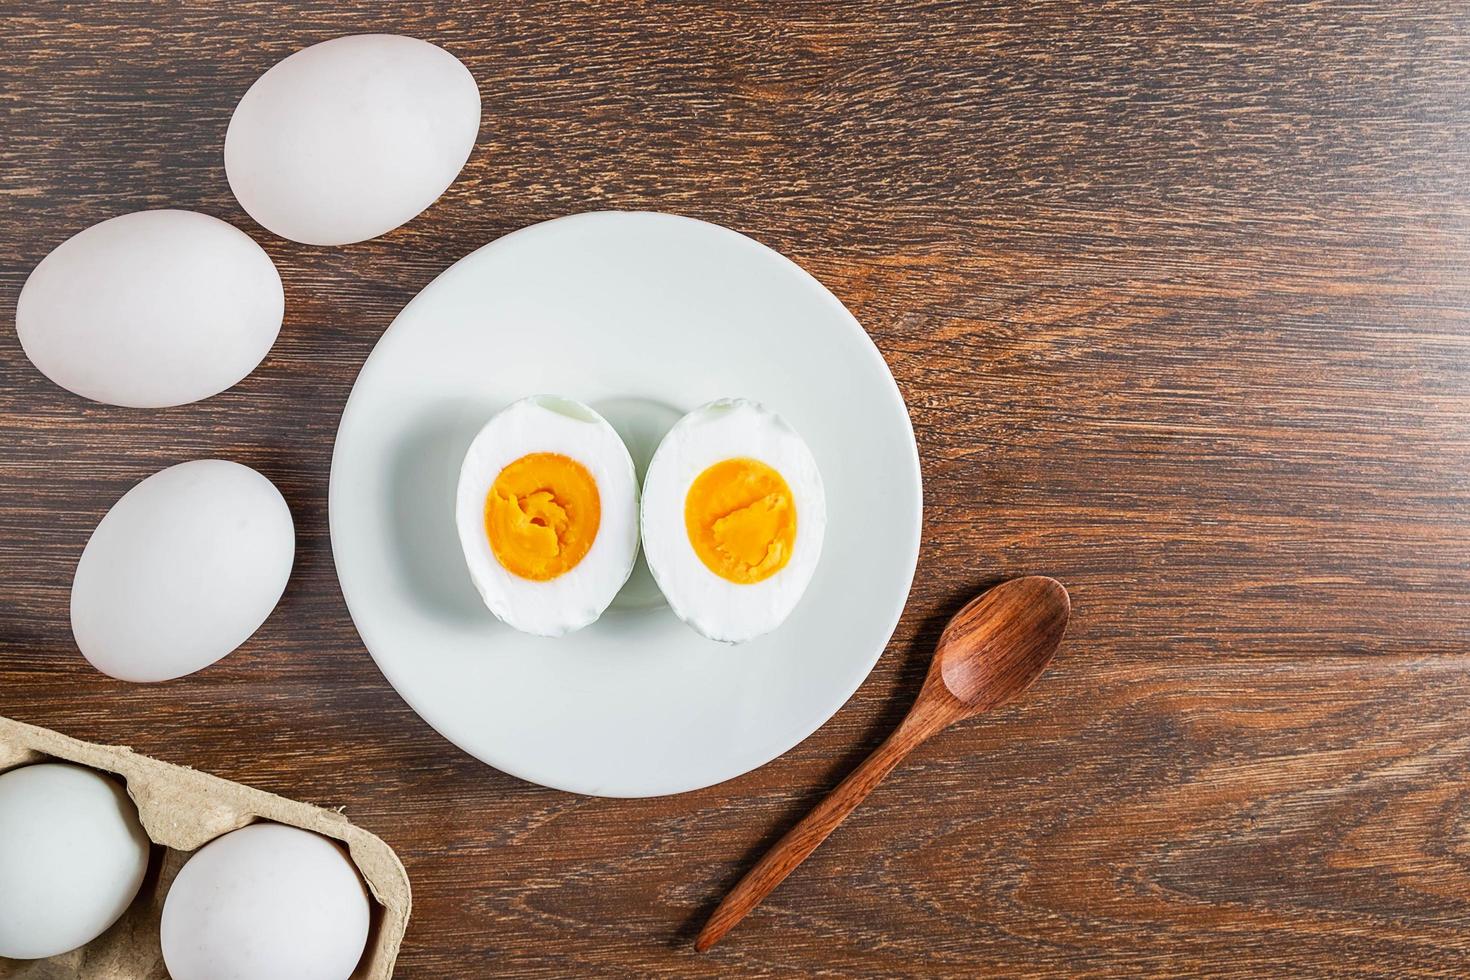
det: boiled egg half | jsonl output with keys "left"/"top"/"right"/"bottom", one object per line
{"left": 455, "top": 396, "right": 639, "bottom": 636}
{"left": 641, "top": 399, "right": 826, "bottom": 643}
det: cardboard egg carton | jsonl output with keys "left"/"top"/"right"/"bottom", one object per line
{"left": 0, "top": 714, "right": 409, "bottom": 979}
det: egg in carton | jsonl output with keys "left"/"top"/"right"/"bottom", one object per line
{"left": 0, "top": 714, "right": 409, "bottom": 979}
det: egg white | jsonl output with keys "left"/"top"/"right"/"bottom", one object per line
{"left": 455, "top": 396, "right": 639, "bottom": 637}
{"left": 641, "top": 399, "right": 826, "bottom": 644}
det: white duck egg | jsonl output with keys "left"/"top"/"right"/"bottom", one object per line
{"left": 16, "top": 210, "right": 283, "bottom": 408}
{"left": 640, "top": 399, "right": 826, "bottom": 644}
{"left": 71, "top": 459, "right": 295, "bottom": 682}
{"left": 455, "top": 396, "right": 639, "bottom": 637}
{"left": 226, "top": 34, "right": 481, "bottom": 246}
{"left": 160, "top": 823, "right": 370, "bottom": 980}
{"left": 0, "top": 763, "right": 151, "bottom": 960}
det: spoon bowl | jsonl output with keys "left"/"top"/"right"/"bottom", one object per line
{"left": 933, "top": 575, "right": 1070, "bottom": 715}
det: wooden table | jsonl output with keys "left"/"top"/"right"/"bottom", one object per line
{"left": 4, "top": 2, "right": 1469, "bottom": 976}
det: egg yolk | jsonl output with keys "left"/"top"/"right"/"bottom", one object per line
{"left": 685, "top": 458, "right": 796, "bottom": 584}
{"left": 485, "top": 453, "right": 600, "bottom": 581}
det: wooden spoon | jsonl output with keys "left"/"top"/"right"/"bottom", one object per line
{"left": 695, "top": 575, "right": 1070, "bottom": 952}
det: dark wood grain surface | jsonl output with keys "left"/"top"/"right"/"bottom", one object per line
{"left": 4, "top": 2, "right": 1470, "bottom": 976}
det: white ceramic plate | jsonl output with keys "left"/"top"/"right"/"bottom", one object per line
{"left": 329, "top": 212, "right": 921, "bottom": 797}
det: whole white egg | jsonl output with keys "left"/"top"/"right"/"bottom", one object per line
{"left": 0, "top": 763, "right": 151, "bottom": 959}
{"left": 71, "top": 459, "right": 295, "bottom": 682}
{"left": 641, "top": 399, "right": 826, "bottom": 643}
{"left": 16, "top": 210, "right": 283, "bottom": 408}
{"left": 455, "top": 396, "right": 640, "bottom": 636}
{"left": 160, "top": 823, "right": 370, "bottom": 980}
{"left": 225, "top": 34, "right": 481, "bottom": 246}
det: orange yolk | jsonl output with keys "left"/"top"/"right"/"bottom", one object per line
{"left": 685, "top": 457, "right": 796, "bottom": 584}
{"left": 485, "top": 452, "right": 600, "bottom": 581}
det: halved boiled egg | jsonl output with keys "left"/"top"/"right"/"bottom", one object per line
{"left": 641, "top": 399, "right": 826, "bottom": 643}
{"left": 455, "top": 396, "right": 639, "bottom": 636}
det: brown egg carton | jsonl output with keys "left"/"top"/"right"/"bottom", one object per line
{"left": 0, "top": 714, "right": 409, "bottom": 979}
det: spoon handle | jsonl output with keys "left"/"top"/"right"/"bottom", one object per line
{"left": 695, "top": 702, "right": 951, "bottom": 951}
